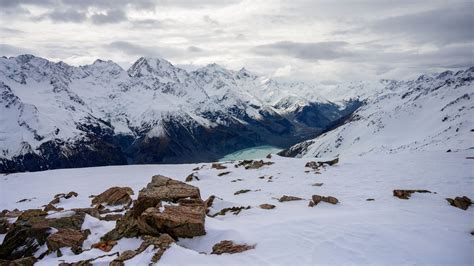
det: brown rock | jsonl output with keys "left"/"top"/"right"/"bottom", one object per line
{"left": 446, "top": 196, "right": 472, "bottom": 210}
{"left": 65, "top": 191, "right": 79, "bottom": 199}
{"left": 278, "top": 195, "right": 303, "bottom": 202}
{"left": 185, "top": 173, "right": 200, "bottom": 182}
{"left": 46, "top": 228, "right": 86, "bottom": 252}
{"left": 240, "top": 160, "right": 274, "bottom": 169}
{"left": 100, "top": 214, "right": 123, "bottom": 221}
{"left": 208, "top": 206, "right": 250, "bottom": 217}
{"left": 91, "top": 240, "right": 117, "bottom": 252}
{"left": 310, "top": 195, "right": 339, "bottom": 206}
{"left": 234, "top": 189, "right": 251, "bottom": 195}
{"left": 139, "top": 203, "right": 206, "bottom": 238}
{"left": 393, "top": 189, "right": 431, "bottom": 199}
{"left": 217, "top": 171, "right": 231, "bottom": 176}
{"left": 211, "top": 163, "right": 227, "bottom": 170}
{"left": 92, "top": 187, "right": 134, "bottom": 207}
{"left": 0, "top": 256, "right": 37, "bottom": 266}
{"left": 211, "top": 240, "right": 255, "bottom": 255}
{"left": 17, "top": 209, "right": 47, "bottom": 221}
{"left": 259, "top": 204, "right": 275, "bottom": 209}
{"left": 44, "top": 203, "right": 63, "bottom": 212}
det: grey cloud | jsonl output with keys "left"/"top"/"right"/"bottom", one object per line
{"left": 0, "top": 43, "right": 32, "bottom": 56}
{"left": 188, "top": 46, "right": 204, "bottom": 53}
{"left": 91, "top": 9, "right": 127, "bottom": 25}
{"left": 108, "top": 41, "right": 159, "bottom": 56}
{"left": 370, "top": 4, "right": 474, "bottom": 45}
{"left": 254, "top": 41, "right": 352, "bottom": 61}
{"left": 46, "top": 9, "right": 87, "bottom": 23}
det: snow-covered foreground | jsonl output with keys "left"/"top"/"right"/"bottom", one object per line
{"left": 1, "top": 150, "right": 473, "bottom": 265}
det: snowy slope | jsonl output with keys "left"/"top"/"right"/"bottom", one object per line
{"left": 282, "top": 67, "right": 474, "bottom": 158}
{"left": 0, "top": 151, "right": 472, "bottom": 265}
{"left": 0, "top": 55, "right": 360, "bottom": 172}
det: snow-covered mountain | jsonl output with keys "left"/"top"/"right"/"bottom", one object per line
{"left": 0, "top": 55, "right": 360, "bottom": 173}
{"left": 280, "top": 67, "right": 474, "bottom": 158}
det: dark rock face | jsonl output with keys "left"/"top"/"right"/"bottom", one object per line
{"left": 0, "top": 99, "right": 362, "bottom": 173}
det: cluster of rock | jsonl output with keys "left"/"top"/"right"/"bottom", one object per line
{"left": 393, "top": 189, "right": 432, "bottom": 199}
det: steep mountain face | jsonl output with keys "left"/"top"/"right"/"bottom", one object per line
{"left": 280, "top": 67, "right": 474, "bottom": 158}
{"left": 0, "top": 55, "right": 360, "bottom": 173}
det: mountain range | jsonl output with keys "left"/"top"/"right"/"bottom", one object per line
{"left": 0, "top": 54, "right": 361, "bottom": 173}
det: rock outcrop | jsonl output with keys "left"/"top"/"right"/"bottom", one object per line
{"left": 446, "top": 196, "right": 472, "bottom": 210}
{"left": 91, "top": 187, "right": 134, "bottom": 207}
{"left": 211, "top": 240, "right": 255, "bottom": 255}
{"left": 393, "top": 189, "right": 431, "bottom": 199}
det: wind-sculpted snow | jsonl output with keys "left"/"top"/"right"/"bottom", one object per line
{"left": 282, "top": 67, "right": 474, "bottom": 158}
{"left": 0, "top": 55, "right": 360, "bottom": 173}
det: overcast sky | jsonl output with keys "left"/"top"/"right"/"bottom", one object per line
{"left": 0, "top": 0, "right": 473, "bottom": 83}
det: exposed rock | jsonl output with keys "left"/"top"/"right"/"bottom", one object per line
{"left": 44, "top": 203, "right": 62, "bottom": 212}
{"left": 234, "top": 189, "right": 251, "bottom": 195}
{"left": 110, "top": 234, "right": 175, "bottom": 265}
{"left": 278, "top": 195, "right": 303, "bottom": 202}
{"left": 211, "top": 240, "right": 255, "bottom": 255}
{"left": 211, "top": 163, "right": 227, "bottom": 170}
{"left": 366, "top": 198, "right": 375, "bottom": 201}
{"left": 91, "top": 240, "right": 117, "bottom": 252}
{"left": 0, "top": 218, "right": 12, "bottom": 234}
{"left": 185, "top": 173, "right": 199, "bottom": 182}
{"left": 266, "top": 153, "right": 272, "bottom": 159}
{"left": 237, "top": 160, "right": 274, "bottom": 169}
{"left": 0, "top": 256, "right": 37, "bottom": 266}
{"left": 209, "top": 206, "right": 251, "bottom": 217}
{"left": 231, "top": 179, "right": 243, "bottom": 182}
{"left": 91, "top": 187, "right": 134, "bottom": 207}
{"left": 0, "top": 226, "right": 50, "bottom": 260}
{"left": 105, "top": 175, "right": 206, "bottom": 240}
{"left": 217, "top": 171, "right": 231, "bottom": 176}
{"left": 393, "top": 189, "right": 431, "bottom": 199}
{"left": 0, "top": 209, "right": 22, "bottom": 218}
{"left": 446, "top": 196, "right": 472, "bottom": 210}
{"left": 309, "top": 195, "right": 339, "bottom": 206}
{"left": 65, "top": 191, "right": 79, "bottom": 199}
{"left": 305, "top": 161, "right": 319, "bottom": 170}
{"left": 58, "top": 252, "right": 119, "bottom": 266}
{"left": 312, "top": 183, "right": 324, "bottom": 186}
{"left": 99, "top": 214, "right": 123, "bottom": 221}
{"left": 46, "top": 229, "right": 87, "bottom": 253}
{"left": 139, "top": 201, "right": 206, "bottom": 238}
{"left": 259, "top": 204, "right": 275, "bottom": 209}
{"left": 306, "top": 158, "right": 339, "bottom": 169}
{"left": 17, "top": 209, "right": 47, "bottom": 221}
{"left": 204, "top": 195, "right": 216, "bottom": 213}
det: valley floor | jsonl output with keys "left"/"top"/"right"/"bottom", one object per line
{"left": 1, "top": 150, "right": 473, "bottom": 265}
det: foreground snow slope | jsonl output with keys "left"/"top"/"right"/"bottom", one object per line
{"left": 1, "top": 150, "right": 473, "bottom": 265}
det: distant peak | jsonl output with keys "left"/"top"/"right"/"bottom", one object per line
{"left": 127, "top": 56, "right": 182, "bottom": 78}
{"left": 236, "top": 67, "right": 257, "bottom": 79}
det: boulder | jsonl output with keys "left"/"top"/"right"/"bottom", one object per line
{"left": 104, "top": 175, "right": 206, "bottom": 240}
{"left": 185, "top": 173, "right": 199, "bottom": 182}
{"left": 278, "top": 195, "right": 303, "bottom": 202}
{"left": 446, "top": 196, "right": 472, "bottom": 210}
{"left": 259, "top": 204, "right": 275, "bottom": 209}
{"left": 46, "top": 229, "right": 87, "bottom": 253}
{"left": 211, "top": 163, "right": 227, "bottom": 170}
{"left": 393, "top": 189, "right": 431, "bottom": 199}
{"left": 139, "top": 201, "right": 206, "bottom": 238}
{"left": 91, "top": 187, "right": 134, "bottom": 207}
{"left": 310, "top": 195, "right": 339, "bottom": 206}
{"left": 91, "top": 240, "right": 117, "bottom": 252}
{"left": 211, "top": 240, "right": 255, "bottom": 255}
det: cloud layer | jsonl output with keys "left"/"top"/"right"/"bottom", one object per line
{"left": 1, "top": 0, "right": 472, "bottom": 82}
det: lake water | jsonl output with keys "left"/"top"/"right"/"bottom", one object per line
{"left": 219, "top": 145, "right": 282, "bottom": 162}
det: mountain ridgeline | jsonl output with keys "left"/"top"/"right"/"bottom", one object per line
{"left": 0, "top": 55, "right": 361, "bottom": 173}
